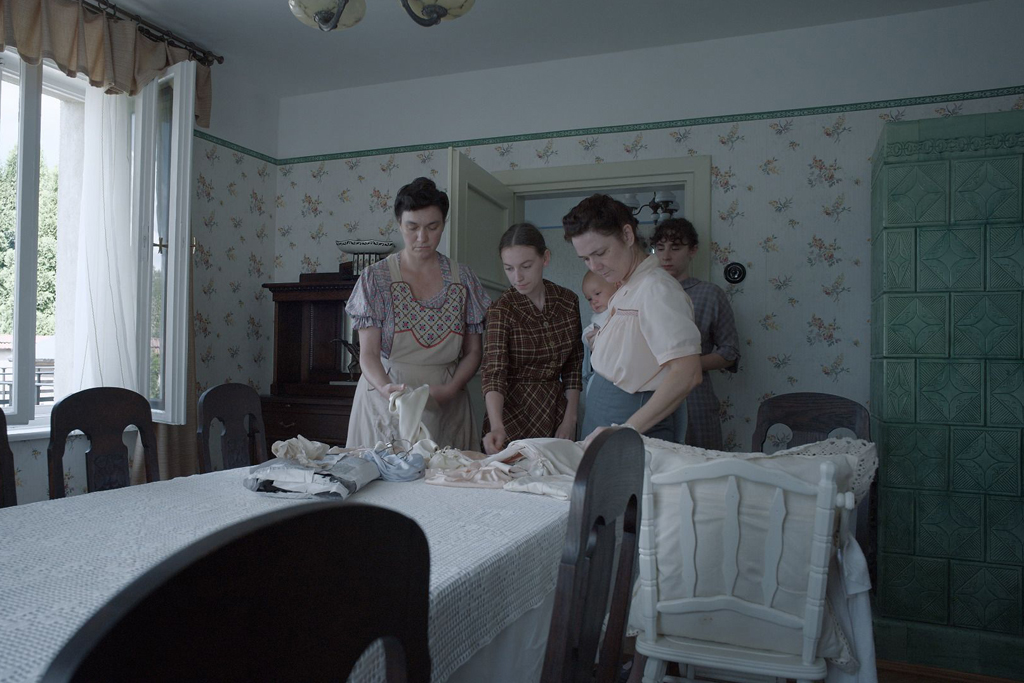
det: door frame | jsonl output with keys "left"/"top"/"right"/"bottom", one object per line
{"left": 491, "top": 156, "right": 713, "bottom": 281}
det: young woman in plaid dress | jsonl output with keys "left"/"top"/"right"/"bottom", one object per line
{"left": 653, "top": 218, "right": 740, "bottom": 450}
{"left": 480, "top": 224, "right": 585, "bottom": 455}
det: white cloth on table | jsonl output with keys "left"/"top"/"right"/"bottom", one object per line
{"left": 425, "top": 437, "right": 584, "bottom": 500}
{"left": 270, "top": 434, "right": 331, "bottom": 465}
{"left": 0, "top": 471, "right": 569, "bottom": 683}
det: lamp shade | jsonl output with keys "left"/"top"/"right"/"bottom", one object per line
{"left": 289, "top": 0, "right": 366, "bottom": 29}
{"left": 403, "top": 0, "right": 475, "bottom": 22}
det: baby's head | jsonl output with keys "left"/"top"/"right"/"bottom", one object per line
{"left": 582, "top": 270, "right": 616, "bottom": 314}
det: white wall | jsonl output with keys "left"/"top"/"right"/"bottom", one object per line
{"left": 202, "top": 59, "right": 280, "bottom": 158}
{"left": 276, "top": 0, "right": 1024, "bottom": 159}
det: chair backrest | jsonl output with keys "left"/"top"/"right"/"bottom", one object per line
{"left": 542, "top": 427, "right": 645, "bottom": 683}
{"left": 196, "top": 383, "right": 269, "bottom": 473}
{"left": 47, "top": 387, "right": 159, "bottom": 499}
{"left": 638, "top": 457, "right": 852, "bottom": 665}
{"left": 0, "top": 409, "right": 16, "bottom": 507}
{"left": 751, "top": 392, "right": 870, "bottom": 452}
{"left": 41, "top": 502, "right": 431, "bottom": 683}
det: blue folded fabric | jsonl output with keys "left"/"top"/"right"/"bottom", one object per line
{"left": 361, "top": 444, "right": 425, "bottom": 482}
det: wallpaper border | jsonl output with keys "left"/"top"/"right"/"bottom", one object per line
{"left": 195, "top": 84, "right": 1024, "bottom": 166}
{"left": 193, "top": 129, "right": 279, "bottom": 165}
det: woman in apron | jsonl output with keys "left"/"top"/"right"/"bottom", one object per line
{"left": 345, "top": 177, "right": 490, "bottom": 450}
{"left": 562, "top": 194, "right": 703, "bottom": 445}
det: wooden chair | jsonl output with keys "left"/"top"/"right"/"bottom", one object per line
{"left": 47, "top": 387, "right": 159, "bottom": 499}
{"left": 196, "top": 383, "right": 269, "bottom": 473}
{"left": 0, "top": 409, "right": 16, "bottom": 507}
{"left": 751, "top": 392, "right": 870, "bottom": 452}
{"left": 634, "top": 458, "right": 855, "bottom": 683}
{"left": 41, "top": 502, "right": 431, "bottom": 683}
{"left": 542, "top": 427, "right": 645, "bottom": 683}
{"left": 751, "top": 391, "right": 875, "bottom": 587}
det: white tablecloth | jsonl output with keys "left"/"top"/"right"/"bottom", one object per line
{"left": 0, "top": 469, "right": 570, "bottom": 682}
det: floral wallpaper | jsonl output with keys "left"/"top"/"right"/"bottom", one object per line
{"left": 190, "top": 145, "right": 277, "bottom": 399}
{"left": 270, "top": 91, "right": 1024, "bottom": 452}
{"left": 8, "top": 89, "right": 1024, "bottom": 505}
{"left": 9, "top": 436, "right": 92, "bottom": 504}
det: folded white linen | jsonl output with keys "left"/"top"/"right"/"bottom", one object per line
{"left": 270, "top": 434, "right": 331, "bottom": 467}
{"left": 388, "top": 384, "right": 432, "bottom": 443}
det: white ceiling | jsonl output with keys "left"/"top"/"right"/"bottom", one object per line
{"left": 115, "top": 0, "right": 991, "bottom": 99}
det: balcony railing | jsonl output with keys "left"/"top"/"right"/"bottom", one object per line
{"left": 0, "top": 364, "right": 55, "bottom": 408}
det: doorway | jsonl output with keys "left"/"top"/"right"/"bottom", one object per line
{"left": 445, "top": 150, "right": 712, "bottom": 438}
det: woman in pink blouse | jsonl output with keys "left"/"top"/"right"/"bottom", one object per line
{"left": 563, "top": 194, "right": 703, "bottom": 445}
{"left": 345, "top": 177, "right": 491, "bottom": 450}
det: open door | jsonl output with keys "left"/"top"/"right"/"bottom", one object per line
{"left": 447, "top": 149, "right": 515, "bottom": 302}
{"left": 447, "top": 150, "right": 515, "bottom": 440}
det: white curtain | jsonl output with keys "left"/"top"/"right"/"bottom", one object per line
{"left": 69, "top": 87, "right": 138, "bottom": 393}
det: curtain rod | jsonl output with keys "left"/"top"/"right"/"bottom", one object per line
{"left": 83, "top": 0, "right": 224, "bottom": 66}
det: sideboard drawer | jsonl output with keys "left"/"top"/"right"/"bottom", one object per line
{"left": 261, "top": 395, "right": 354, "bottom": 450}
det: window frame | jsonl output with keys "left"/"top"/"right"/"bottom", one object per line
{"left": 1, "top": 51, "right": 194, "bottom": 428}
{"left": 132, "top": 61, "right": 195, "bottom": 425}
{"left": 6, "top": 56, "right": 43, "bottom": 426}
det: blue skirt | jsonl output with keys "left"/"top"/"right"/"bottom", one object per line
{"left": 582, "top": 373, "right": 686, "bottom": 443}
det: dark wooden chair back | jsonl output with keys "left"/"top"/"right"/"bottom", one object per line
{"left": 751, "top": 391, "right": 876, "bottom": 589}
{"left": 41, "top": 503, "right": 431, "bottom": 683}
{"left": 47, "top": 387, "right": 159, "bottom": 499}
{"left": 542, "top": 427, "right": 645, "bottom": 683}
{"left": 196, "top": 383, "right": 269, "bottom": 472}
{"left": 0, "top": 409, "right": 16, "bottom": 507}
{"left": 751, "top": 391, "right": 870, "bottom": 452}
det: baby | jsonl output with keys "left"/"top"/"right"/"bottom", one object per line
{"left": 581, "top": 270, "right": 617, "bottom": 350}
{"left": 581, "top": 271, "right": 618, "bottom": 406}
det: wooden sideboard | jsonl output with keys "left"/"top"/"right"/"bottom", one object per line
{"left": 261, "top": 267, "right": 360, "bottom": 453}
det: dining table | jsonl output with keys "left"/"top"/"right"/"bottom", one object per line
{"left": 0, "top": 467, "right": 571, "bottom": 682}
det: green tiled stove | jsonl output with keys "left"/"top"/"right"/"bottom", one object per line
{"left": 872, "top": 110, "right": 1024, "bottom": 678}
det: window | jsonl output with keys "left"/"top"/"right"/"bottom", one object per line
{"left": 0, "top": 50, "right": 194, "bottom": 427}
{"left": 130, "top": 62, "right": 195, "bottom": 425}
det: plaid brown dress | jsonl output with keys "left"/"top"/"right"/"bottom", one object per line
{"left": 482, "top": 281, "right": 585, "bottom": 446}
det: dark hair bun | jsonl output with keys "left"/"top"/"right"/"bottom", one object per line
{"left": 394, "top": 176, "right": 450, "bottom": 222}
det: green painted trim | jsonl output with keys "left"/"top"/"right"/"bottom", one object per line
{"left": 194, "top": 84, "right": 1024, "bottom": 167}
{"left": 193, "top": 130, "right": 278, "bottom": 165}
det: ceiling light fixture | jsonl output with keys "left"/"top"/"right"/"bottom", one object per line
{"left": 622, "top": 191, "right": 679, "bottom": 226}
{"left": 288, "top": 0, "right": 474, "bottom": 31}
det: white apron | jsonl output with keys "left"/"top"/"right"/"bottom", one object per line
{"left": 346, "top": 253, "right": 476, "bottom": 450}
